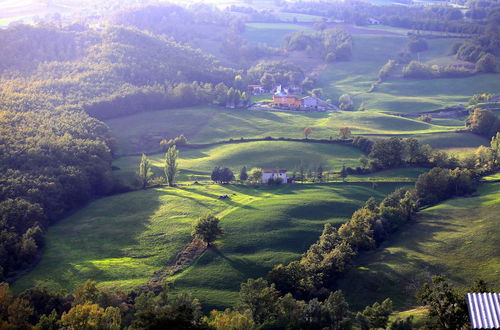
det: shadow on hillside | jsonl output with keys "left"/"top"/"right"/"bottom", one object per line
{"left": 211, "top": 248, "right": 269, "bottom": 279}
{"left": 176, "top": 186, "right": 256, "bottom": 210}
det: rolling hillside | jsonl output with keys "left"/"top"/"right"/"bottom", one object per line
{"left": 13, "top": 182, "right": 410, "bottom": 304}
{"left": 335, "top": 182, "right": 500, "bottom": 310}
{"left": 104, "top": 106, "right": 469, "bottom": 155}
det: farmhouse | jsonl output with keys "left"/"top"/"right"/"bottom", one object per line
{"left": 262, "top": 169, "right": 287, "bottom": 184}
{"left": 273, "top": 87, "right": 302, "bottom": 108}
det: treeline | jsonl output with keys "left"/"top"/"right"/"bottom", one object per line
{"left": 284, "top": 28, "right": 352, "bottom": 62}
{"left": 357, "top": 134, "right": 499, "bottom": 174}
{"left": 0, "top": 278, "right": 403, "bottom": 329}
{"left": 282, "top": 0, "right": 492, "bottom": 34}
{"left": 0, "top": 271, "right": 487, "bottom": 329}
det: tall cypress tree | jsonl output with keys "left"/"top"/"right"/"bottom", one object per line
{"left": 164, "top": 146, "right": 179, "bottom": 187}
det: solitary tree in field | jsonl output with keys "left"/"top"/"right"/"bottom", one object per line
{"left": 164, "top": 146, "right": 179, "bottom": 187}
{"left": 304, "top": 127, "right": 312, "bottom": 139}
{"left": 138, "top": 153, "right": 152, "bottom": 189}
{"left": 192, "top": 214, "right": 223, "bottom": 247}
{"left": 338, "top": 127, "right": 352, "bottom": 139}
{"left": 240, "top": 166, "right": 248, "bottom": 182}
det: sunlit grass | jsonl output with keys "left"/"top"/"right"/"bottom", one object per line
{"left": 335, "top": 182, "right": 500, "bottom": 310}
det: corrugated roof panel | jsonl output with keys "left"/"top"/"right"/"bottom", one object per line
{"left": 467, "top": 293, "right": 500, "bottom": 329}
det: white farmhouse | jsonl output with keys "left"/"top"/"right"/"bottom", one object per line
{"left": 262, "top": 169, "right": 287, "bottom": 184}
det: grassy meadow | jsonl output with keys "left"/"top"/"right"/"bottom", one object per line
{"left": 317, "top": 34, "right": 500, "bottom": 113}
{"left": 104, "top": 106, "right": 471, "bottom": 155}
{"left": 335, "top": 182, "right": 500, "bottom": 310}
{"left": 243, "top": 22, "right": 313, "bottom": 47}
{"left": 13, "top": 182, "right": 409, "bottom": 300}
{"left": 113, "top": 141, "right": 366, "bottom": 184}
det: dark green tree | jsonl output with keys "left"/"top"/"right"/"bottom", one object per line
{"left": 239, "top": 166, "right": 248, "bottom": 182}
{"left": 192, "top": 214, "right": 223, "bottom": 247}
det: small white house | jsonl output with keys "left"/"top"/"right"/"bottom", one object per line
{"left": 262, "top": 169, "right": 287, "bottom": 184}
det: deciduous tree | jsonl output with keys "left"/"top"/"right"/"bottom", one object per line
{"left": 192, "top": 214, "right": 223, "bottom": 247}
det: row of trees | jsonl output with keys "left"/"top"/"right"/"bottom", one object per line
{"left": 0, "top": 264, "right": 487, "bottom": 329}
{"left": 138, "top": 146, "right": 179, "bottom": 189}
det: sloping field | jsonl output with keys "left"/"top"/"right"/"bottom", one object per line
{"left": 113, "top": 141, "right": 365, "bottom": 184}
{"left": 104, "top": 106, "right": 462, "bottom": 155}
{"left": 317, "top": 34, "right": 500, "bottom": 114}
{"left": 13, "top": 182, "right": 409, "bottom": 300}
{"left": 243, "top": 22, "right": 313, "bottom": 46}
{"left": 335, "top": 182, "right": 500, "bottom": 310}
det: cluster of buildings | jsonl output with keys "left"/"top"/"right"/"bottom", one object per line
{"left": 248, "top": 84, "right": 339, "bottom": 112}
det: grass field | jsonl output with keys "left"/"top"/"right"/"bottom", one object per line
{"left": 317, "top": 34, "right": 500, "bottom": 114}
{"left": 243, "top": 22, "right": 313, "bottom": 46}
{"left": 104, "top": 106, "right": 467, "bottom": 155}
{"left": 335, "top": 182, "right": 500, "bottom": 310}
{"left": 113, "top": 141, "right": 366, "bottom": 184}
{"left": 13, "top": 182, "right": 410, "bottom": 303}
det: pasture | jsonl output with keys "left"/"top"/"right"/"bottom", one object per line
{"left": 104, "top": 106, "right": 466, "bottom": 155}
{"left": 243, "top": 22, "right": 313, "bottom": 47}
{"left": 113, "top": 141, "right": 366, "bottom": 184}
{"left": 317, "top": 34, "right": 500, "bottom": 113}
{"left": 335, "top": 182, "right": 500, "bottom": 310}
{"left": 13, "top": 182, "right": 409, "bottom": 305}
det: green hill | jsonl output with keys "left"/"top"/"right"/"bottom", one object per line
{"left": 104, "top": 106, "right": 466, "bottom": 155}
{"left": 335, "top": 182, "right": 500, "bottom": 310}
{"left": 13, "top": 182, "right": 410, "bottom": 307}
{"left": 317, "top": 34, "right": 500, "bottom": 114}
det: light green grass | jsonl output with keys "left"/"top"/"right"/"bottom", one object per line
{"left": 113, "top": 141, "right": 365, "bottom": 184}
{"left": 104, "top": 106, "right": 463, "bottom": 155}
{"left": 317, "top": 34, "right": 500, "bottom": 114}
{"left": 335, "top": 182, "right": 500, "bottom": 310}
{"left": 483, "top": 172, "right": 500, "bottom": 181}
{"left": 243, "top": 22, "right": 313, "bottom": 46}
{"left": 14, "top": 182, "right": 409, "bottom": 304}
{"left": 168, "top": 182, "right": 410, "bottom": 310}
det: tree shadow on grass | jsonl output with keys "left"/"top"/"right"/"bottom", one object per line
{"left": 211, "top": 247, "right": 269, "bottom": 280}
{"left": 177, "top": 186, "right": 257, "bottom": 210}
